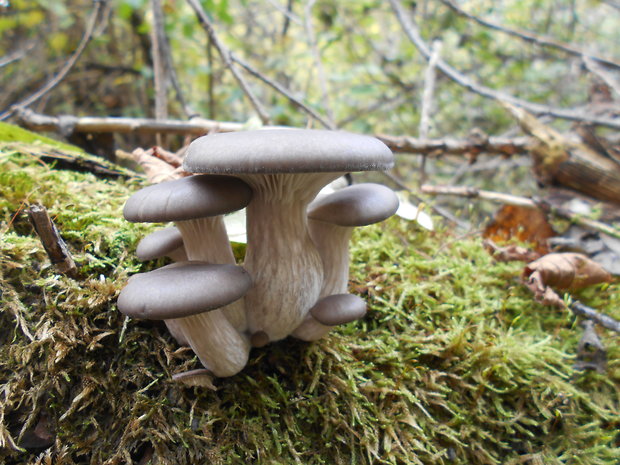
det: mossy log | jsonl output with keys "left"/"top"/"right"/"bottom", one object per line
{"left": 0, "top": 126, "right": 619, "bottom": 464}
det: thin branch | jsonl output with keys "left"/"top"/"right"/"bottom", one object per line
{"left": 382, "top": 171, "right": 470, "bottom": 230}
{"left": 418, "top": 39, "right": 442, "bottom": 184}
{"left": 440, "top": 0, "right": 620, "bottom": 70}
{"left": 151, "top": 0, "right": 196, "bottom": 118}
{"left": 583, "top": 56, "right": 620, "bottom": 97}
{"left": 231, "top": 54, "right": 335, "bottom": 129}
{"left": 0, "top": 40, "right": 36, "bottom": 68}
{"left": 185, "top": 0, "right": 271, "bottom": 125}
{"left": 421, "top": 184, "right": 620, "bottom": 239}
{"left": 150, "top": 0, "right": 168, "bottom": 144}
{"left": 571, "top": 301, "right": 620, "bottom": 333}
{"left": 0, "top": 1, "right": 105, "bottom": 121}
{"left": 388, "top": 0, "right": 620, "bottom": 130}
{"left": 304, "top": 0, "right": 335, "bottom": 126}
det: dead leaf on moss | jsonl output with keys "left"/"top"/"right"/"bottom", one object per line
{"left": 523, "top": 252, "right": 613, "bottom": 292}
{"left": 483, "top": 205, "right": 556, "bottom": 255}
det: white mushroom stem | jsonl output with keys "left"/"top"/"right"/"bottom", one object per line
{"left": 240, "top": 173, "right": 341, "bottom": 341}
{"left": 172, "top": 311, "right": 250, "bottom": 377}
{"left": 291, "top": 221, "right": 352, "bottom": 341}
{"left": 176, "top": 217, "right": 247, "bottom": 331}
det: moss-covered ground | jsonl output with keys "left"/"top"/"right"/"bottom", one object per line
{"left": 0, "top": 133, "right": 618, "bottom": 464}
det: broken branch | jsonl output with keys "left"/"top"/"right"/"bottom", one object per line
{"left": 28, "top": 204, "right": 78, "bottom": 277}
{"left": 421, "top": 184, "right": 620, "bottom": 240}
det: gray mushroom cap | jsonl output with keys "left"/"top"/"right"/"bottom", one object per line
{"left": 123, "top": 174, "right": 252, "bottom": 223}
{"left": 117, "top": 261, "right": 252, "bottom": 319}
{"left": 136, "top": 226, "right": 184, "bottom": 261}
{"left": 308, "top": 183, "right": 399, "bottom": 227}
{"left": 309, "top": 294, "right": 367, "bottom": 326}
{"left": 183, "top": 129, "right": 394, "bottom": 174}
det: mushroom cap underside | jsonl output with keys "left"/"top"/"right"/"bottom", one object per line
{"left": 124, "top": 174, "right": 252, "bottom": 223}
{"left": 117, "top": 261, "right": 252, "bottom": 319}
{"left": 308, "top": 183, "right": 400, "bottom": 227}
{"left": 184, "top": 129, "right": 394, "bottom": 174}
{"left": 309, "top": 294, "right": 367, "bottom": 326}
{"left": 136, "top": 226, "right": 184, "bottom": 261}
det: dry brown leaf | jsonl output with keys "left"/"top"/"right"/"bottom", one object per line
{"left": 483, "top": 205, "right": 556, "bottom": 255}
{"left": 523, "top": 253, "right": 613, "bottom": 308}
{"left": 130, "top": 147, "right": 190, "bottom": 184}
{"left": 523, "top": 252, "right": 613, "bottom": 291}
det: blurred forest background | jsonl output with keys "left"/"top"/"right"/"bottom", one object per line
{"left": 2, "top": 0, "right": 620, "bottom": 220}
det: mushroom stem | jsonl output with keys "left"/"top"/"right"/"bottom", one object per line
{"left": 240, "top": 173, "right": 340, "bottom": 341}
{"left": 176, "top": 312, "right": 250, "bottom": 377}
{"left": 310, "top": 221, "right": 353, "bottom": 297}
{"left": 290, "top": 223, "right": 352, "bottom": 341}
{"left": 176, "top": 217, "right": 247, "bottom": 332}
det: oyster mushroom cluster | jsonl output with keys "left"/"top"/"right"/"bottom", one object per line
{"left": 117, "top": 129, "right": 399, "bottom": 378}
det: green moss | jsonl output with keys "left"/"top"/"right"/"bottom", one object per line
{"left": 0, "top": 143, "right": 618, "bottom": 464}
{"left": 0, "top": 122, "right": 84, "bottom": 153}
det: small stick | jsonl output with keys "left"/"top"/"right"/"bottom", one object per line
{"left": 421, "top": 184, "right": 620, "bottom": 239}
{"left": 570, "top": 301, "right": 620, "bottom": 333}
{"left": 418, "top": 39, "right": 442, "bottom": 185}
{"left": 28, "top": 204, "right": 77, "bottom": 277}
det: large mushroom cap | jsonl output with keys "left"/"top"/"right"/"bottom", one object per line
{"left": 117, "top": 261, "right": 252, "bottom": 319}
{"left": 184, "top": 129, "right": 394, "bottom": 174}
{"left": 124, "top": 174, "right": 252, "bottom": 223}
{"left": 309, "top": 294, "right": 367, "bottom": 326}
{"left": 308, "top": 183, "right": 399, "bottom": 227}
{"left": 136, "top": 226, "right": 184, "bottom": 261}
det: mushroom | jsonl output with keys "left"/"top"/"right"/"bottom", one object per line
{"left": 118, "top": 261, "right": 252, "bottom": 377}
{"left": 309, "top": 294, "right": 367, "bottom": 326}
{"left": 292, "top": 183, "right": 398, "bottom": 341}
{"left": 135, "top": 226, "right": 188, "bottom": 344}
{"left": 136, "top": 226, "right": 187, "bottom": 262}
{"left": 123, "top": 174, "right": 252, "bottom": 332}
{"left": 292, "top": 294, "right": 368, "bottom": 342}
{"left": 184, "top": 129, "right": 394, "bottom": 343}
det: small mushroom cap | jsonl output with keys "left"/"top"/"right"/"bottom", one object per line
{"left": 117, "top": 261, "right": 252, "bottom": 319}
{"left": 308, "top": 183, "right": 399, "bottom": 227}
{"left": 184, "top": 129, "right": 394, "bottom": 174}
{"left": 124, "top": 174, "right": 252, "bottom": 223}
{"left": 309, "top": 294, "right": 367, "bottom": 326}
{"left": 136, "top": 226, "right": 184, "bottom": 261}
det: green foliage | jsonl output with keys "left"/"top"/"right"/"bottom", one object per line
{"left": 0, "top": 143, "right": 618, "bottom": 464}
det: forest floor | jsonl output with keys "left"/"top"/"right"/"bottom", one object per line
{"left": 0, "top": 125, "right": 618, "bottom": 465}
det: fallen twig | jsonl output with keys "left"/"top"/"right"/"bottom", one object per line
{"left": 421, "top": 184, "right": 620, "bottom": 240}
{"left": 571, "top": 301, "right": 620, "bottom": 333}
{"left": 28, "top": 204, "right": 78, "bottom": 277}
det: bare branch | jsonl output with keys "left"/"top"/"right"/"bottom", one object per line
{"left": 388, "top": 0, "right": 620, "bottom": 130}
{"left": 15, "top": 109, "right": 542, "bottom": 158}
{"left": 418, "top": 39, "right": 442, "bottom": 184}
{"left": 421, "top": 184, "right": 620, "bottom": 239}
{"left": 231, "top": 54, "right": 335, "bottom": 129}
{"left": 583, "top": 56, "right": 620, "bottom": 97}
{"left": 185, "top": 0, "right": 271, "bottom": 125}
{"left": 0, "top": 1, "right": 105, "bottom": 121}
{"left": 304, "top": 0, "right": 335, "bottom": 126}
{"left": 0, "top": 40, "right": 36, "bottom": 68}
{"left": 440, "top": 0, "right": 620, "bottom": 70}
